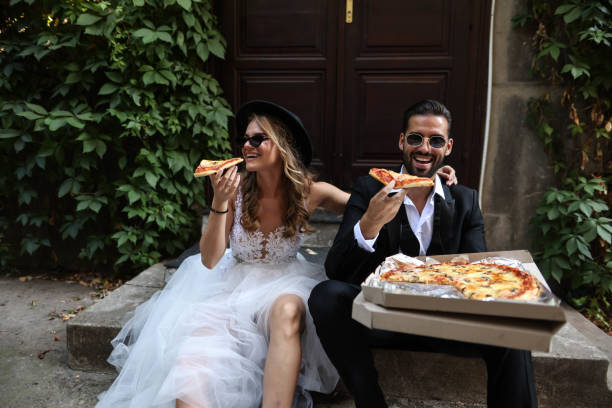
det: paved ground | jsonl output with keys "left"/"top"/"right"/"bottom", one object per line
{"left": 0, "top": 273, "right": 485, "bottom": 408}
{"left": 0, "top": 277, "right": 115, "bottom": 408}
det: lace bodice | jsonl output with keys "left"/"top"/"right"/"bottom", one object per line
{"left": 229, "top": 192, "right": 304, "bottom": 264}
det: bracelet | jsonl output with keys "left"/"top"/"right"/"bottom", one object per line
{"left": 209, "top": 206, "right": 228, "bottom": 214}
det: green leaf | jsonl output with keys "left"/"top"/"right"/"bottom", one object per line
{"left": 566, "top": 237, "right": 578, "bottom": 255}
{"left": 0, "top": 129, "right": 20, "bottom": 139}
{"left": 76, "top": 13, "right": 103, "bottom": 26}
{"left": 551, "top": 267, "right": 563, "bottom": 284}
{"left": 25, "top": 103, "right": 48, "bottom": 115}
{"left": 208, "top": 37, "right": 225, "bottom": 58}
{"left": 133, "top": 0, "right": 144, "bottom": 5}
{"left": 99, "top": 83, "right": 119, "bottom": 95}
{"left": 579, "top": 202, "right": 593, "bottom": 217}
{"left": 142, "top": 71, "right": 155, "bottom": 86}
{"left": 105, "top": 71, "right": 123, "bottom": 83}
{"left": 95, "top": 140, "right": 107, "bottom": 158}
{"left": 563, "top": 7, "right": 582, "bottom": 23}
{"left": 65, "top": 72, "right": 81, "bottom": 84}
{"left": 555, "top": 4, "right": 576, "bottom": 15}
{"left": 58, "top": 179, "right": 73, "bottom": 197}
{"left": 127, "top": 190, "right": 140, "bottom": 204}
{"left": 90, "top": 201, "right": 102, "bottom": 213}
{"left": 66, "top": 117, "right": 85, "bottom": 129}
{"left": 597, "top": 225, "right": 612, "bottom": 244}
{"left": 48, "top": 118, "right": 67, "bottom": 131}
{"left": 145, "top": 172, "right": 159, "bottom": 188}
{"left": 183, "top": 12, "right": 195, "bottom": 27}
{"left": 156, "top": 32, "right": 173, "bottom": 44}
{"left": 177, "top": 0, "right": 191, "bottom": 10}
{"left": 16, "top": 111, "right": 43, "bottom": 120}
{"left": 196, "top": 43, "right": 209, "bottom": 62}
{"left": 83, "top": 139, "right": 96, "bottom": 153}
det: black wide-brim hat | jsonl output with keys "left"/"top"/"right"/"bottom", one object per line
{"left": 236, "top": 100, "right": 313, "bottom": 167}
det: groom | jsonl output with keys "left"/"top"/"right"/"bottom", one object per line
{"left": 308, "top": 100, "right": 538, "bottom": 407}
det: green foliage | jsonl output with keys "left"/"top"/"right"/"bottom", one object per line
{"left": 531, "top": 176, "right": 611, "bottom": 287}
{"left": 0, "top": 0, "right": 232, "bottom": 274}
{"left": 517, "top": 0, "right": 612, "bottom": 328}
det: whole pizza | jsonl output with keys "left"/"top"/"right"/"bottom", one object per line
{"left": 379, "top": 262, "right": 546, "bottom": 301}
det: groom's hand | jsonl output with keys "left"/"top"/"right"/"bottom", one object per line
{"left": 359, "top": 180, "right": 407, "bottom": 239}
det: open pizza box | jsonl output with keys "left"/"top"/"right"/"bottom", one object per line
{"left": 352, "top": 250, "right": 566, "bottom": 352}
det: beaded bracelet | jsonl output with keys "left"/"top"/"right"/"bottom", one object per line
{"left": 209, "top": 206, "right": 229, "bottom": 214}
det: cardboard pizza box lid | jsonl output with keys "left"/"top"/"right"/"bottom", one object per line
{"left": 352, "top": 292, "right": 564, "bottom": 352}
{"left": 361, "top": 250, "right": 566, "bottom": 322}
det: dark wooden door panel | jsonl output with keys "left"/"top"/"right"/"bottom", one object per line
{"left": 219, "top": 0, "right": 490, "bottom": 189}
{"left": 239, "top": 0, "right": 328, "bottom": 56}
{"left": 340, "top": 0, "right": 490, "bottom": 189}
{"left": 219, "top": 0, "right": 338, "bottom": 179}
{"left": 347, "top": 73, "right": 448, "bottom": 178}
{"left": 362, "top": 0, "right": 450, "bottom": 51}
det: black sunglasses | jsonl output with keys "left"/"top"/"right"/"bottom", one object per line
{"left": 405, "top": 133, "right": 447, "bottom": 149}
{"left": 240, "top": 133, "right": 270, "bottom": 148}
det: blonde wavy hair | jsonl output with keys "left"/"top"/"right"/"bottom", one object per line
{"left": 240, "top": 114, "right": 314, "bottom": 237}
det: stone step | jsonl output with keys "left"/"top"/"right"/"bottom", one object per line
{"left": 67, "top": 261, "right": 612, "bottom": 407}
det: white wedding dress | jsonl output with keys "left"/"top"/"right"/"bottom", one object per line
{"left": 96, "top": 193, "right": 339, "bottom": 408}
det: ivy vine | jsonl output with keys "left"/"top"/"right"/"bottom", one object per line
{"left": 0, "top": 0, "right": 232, "bottom": 274}
{"left": 514, "top": 0, "right": 612, "bottom": 329}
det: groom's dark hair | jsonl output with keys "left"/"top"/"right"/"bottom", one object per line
{"left": 402, "top": 99, "right": 452, "bottom": 134}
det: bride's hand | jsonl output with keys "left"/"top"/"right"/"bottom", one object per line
{"left": 210, "top": 166, "right": 241, "bottom": 205}
{"left": 437, "top": 165, "right": 458, "bottom": 186}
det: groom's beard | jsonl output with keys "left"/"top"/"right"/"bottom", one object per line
{"left": 402, "top": 150, "right": 446, "bottom": 179}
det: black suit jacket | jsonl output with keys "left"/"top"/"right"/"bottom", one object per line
{"left": 325, "top": 175, "right": 487, "bottom": 284}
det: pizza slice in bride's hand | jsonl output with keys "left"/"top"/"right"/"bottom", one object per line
{"left": 369, "top": 168, "right": 434, "bottom": 188}
{"left": 194, "top": 157, "right": 244, "bottom": 178}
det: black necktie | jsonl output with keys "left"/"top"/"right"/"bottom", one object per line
{"left": 398, "top": 207, "right": 420, "bottom": 256}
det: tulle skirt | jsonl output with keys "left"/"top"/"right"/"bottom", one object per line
{"left": 96, "top": 251, "right": 339, "bottom": 408}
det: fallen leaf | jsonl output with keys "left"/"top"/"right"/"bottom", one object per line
{"left": 18, "top": 276, "right": 32, "bottom": 282}
{"left": 305, "top": 248, "right": 318, "bottom": 255}
{"left": 79, "top": 280, "right": 89, "bottom": 287}
{"left": 38, "top": 350, "right": 50, "bottom": 359}
{"left": 54, "top": 336, "right": 60, "bottom": 342}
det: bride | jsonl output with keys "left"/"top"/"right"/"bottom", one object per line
{"left": 96, "top": 101, "right": 348, "bottom": 408}
{"left": 96, "top": 100, "right": 457, "bottom": 408}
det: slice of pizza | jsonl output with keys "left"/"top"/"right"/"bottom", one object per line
{"left": 194, "top": 157, "right": 244, "bottom": 178}
{"left": 369, "top": 168, "right": 434, "bottom": 188}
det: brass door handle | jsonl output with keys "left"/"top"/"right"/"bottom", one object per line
{"left": 346, "top": 0, "right": 353, "bottom": 23}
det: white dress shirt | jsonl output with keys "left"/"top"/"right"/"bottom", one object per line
{"left": 354, "top": 171, "right": 446, "bottom": 256}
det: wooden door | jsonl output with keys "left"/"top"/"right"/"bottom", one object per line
{"left": 219, "top": 0, "right": 491, "bottom": 189}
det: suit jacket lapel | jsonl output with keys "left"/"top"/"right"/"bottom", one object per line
{"left": 428, "top": 184, "right": 455, "bottom": 255}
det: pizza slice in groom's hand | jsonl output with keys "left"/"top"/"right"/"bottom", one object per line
{"left": 369, "top": 168, "right": 434, "bottom": 188}
{"left": 194, "top": 157, "right": 244, "bottom": 178}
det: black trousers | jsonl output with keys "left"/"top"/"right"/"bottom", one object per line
{"left": 308, "top": 280, "right": 538, "bottom": 408}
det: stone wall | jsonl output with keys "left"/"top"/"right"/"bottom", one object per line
{"left": 480, "top": 0, "right": 556, "bottom": 251}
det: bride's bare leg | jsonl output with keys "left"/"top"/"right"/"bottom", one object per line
{"left": 176, "top": 399, "right": 201, "bottom": 408}
{"left": 262, "top": 294, "right": 306, "bottom": 408}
